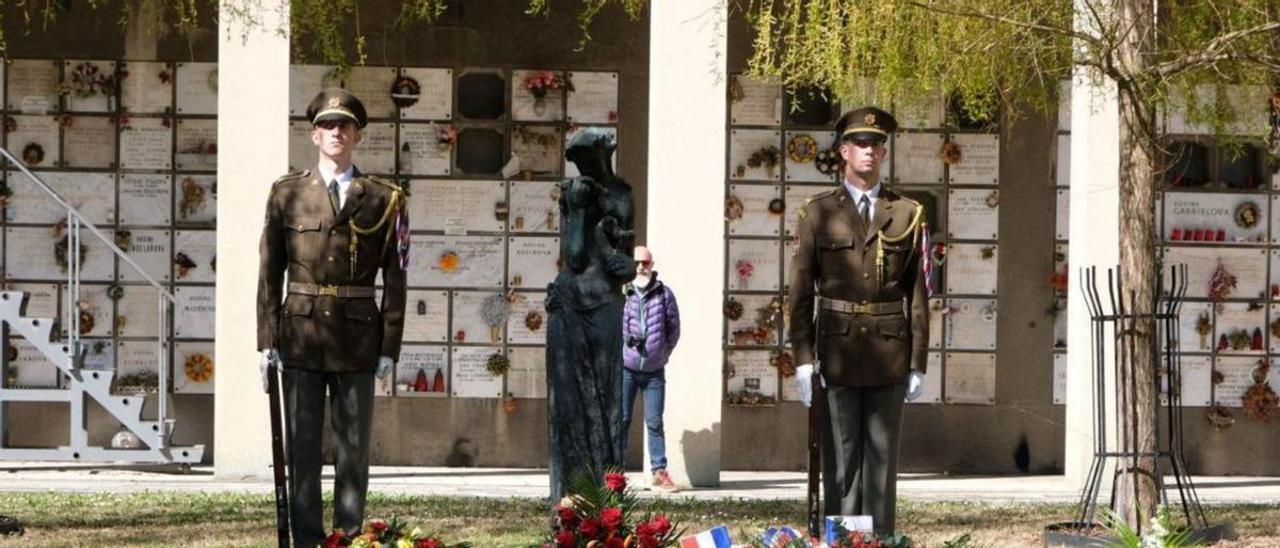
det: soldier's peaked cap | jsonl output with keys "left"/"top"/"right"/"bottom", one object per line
{"left": 834, "top": 106, "right": 896, "bottom": 144}
{"left": 307, "top": 88, "right": 368, "bottom": 128}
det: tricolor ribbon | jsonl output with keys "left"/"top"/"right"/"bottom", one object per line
{"left": 920, "top": 223, "right": 934, "bottom": 298}
{"left": 394, "top": 204, "right": 411, "bottom": 270}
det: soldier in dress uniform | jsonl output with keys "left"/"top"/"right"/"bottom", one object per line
{"left": 789, "top": 106, "right": 931, "bottom": 534}
{"left": 257, "top": 88, "right": 410, "bottom": 546}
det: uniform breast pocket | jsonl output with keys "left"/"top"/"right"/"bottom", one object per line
{"left": 817, "top": 226, "right": 855, "bottom": 253}
{"left": 344, "top": 299, "right": 381, "bottom": 324}
{"left": 880, "top": 241, "right": 911, "bottom": 284}
{"left": 284, "top": 216, "right": 323, "bottom": 262}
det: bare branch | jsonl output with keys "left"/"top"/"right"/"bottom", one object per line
{"left": 1154, "top": 21, "right": 1280, "bottom": 78}
{"left": 903, "top": 0, "right": 1099, "bottom": 46}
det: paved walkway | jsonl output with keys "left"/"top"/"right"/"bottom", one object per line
{"left": 1, "top": 462, "right": 1279, "bottom": 505}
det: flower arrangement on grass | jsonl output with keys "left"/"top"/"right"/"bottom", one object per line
{"left": 322, "top": 517, "right": 468, "bottom": 548}
{"left": 548, "top": 470, "right": 683, "bottom": 547}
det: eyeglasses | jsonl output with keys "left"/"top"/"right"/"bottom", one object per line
{"left": 315, "top": 119, "right": 351, "bottom": 130}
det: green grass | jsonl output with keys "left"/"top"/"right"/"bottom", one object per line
{"left": 0, "top": 492, "right": 1275, "bottom": 546}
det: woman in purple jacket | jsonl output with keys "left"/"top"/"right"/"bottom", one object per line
{"left": 621, "top": 245, "right": 681, "bottom": 492}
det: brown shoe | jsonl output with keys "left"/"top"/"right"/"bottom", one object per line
{"left": 652, "top": 469, "right": 679, "bottom": 492}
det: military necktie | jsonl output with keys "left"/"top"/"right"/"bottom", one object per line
{"left": 328, "top": 179, "right": 341, "bottom": 213}
{"left": 859, "top": 195, "right": 871, "bottom": 229}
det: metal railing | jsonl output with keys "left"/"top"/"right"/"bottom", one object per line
{"left": 0, "top": 147, "right": 177, "bottom": 442}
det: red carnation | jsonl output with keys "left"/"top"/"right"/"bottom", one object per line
{"left": 323, "top": 531, "right": 346, "bottom": 548}
{"left": 605, "top": 537, "right": 624, "bottom": 548}
{"left": 368, "top": 518, "right": 389, "bottom": 533}
{"left": 554, "top": 529, "right": 577, "bottom": 547}
{"left": 555, "top": 504, "right": 580, "bottom": 527}
{"left": 579, "top": 517, "right": 602, "bottom": 539}
{"left": 416, "top": 540, "right": 444, "bottom": 548}
{"left": 604, "top": 472, "right": 627, "bottom": 492}
{"left": 601, "top": 507, "right": 623, "bottom": 531}
{"left": 649, "top": 515, "right": 672, "bottom": 536}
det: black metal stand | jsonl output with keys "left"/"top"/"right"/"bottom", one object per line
{"left": 1045, "top": 265, "right": 1233, "bottom": 546}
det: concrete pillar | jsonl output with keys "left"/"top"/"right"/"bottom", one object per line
{"left": 214, "top": 0, "right": 291, "bottom": 480}
{"left": 645, "top": 0, "right": 727, "bottom": 487}
{"left": 1064, "top": 67, "right": 1121, "bottom": 486}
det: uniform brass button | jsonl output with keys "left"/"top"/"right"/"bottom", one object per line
{"left": 328, "top": 256, "right": 336, "bottom": 262}
{"left": 324, "top": 311, "right": 331, "bottom": 317}
{"left": 863, "top": 273, "right": 870, "bottom": 279}
{"left": 859, "top": 326, "right": 868, "bottom": 335}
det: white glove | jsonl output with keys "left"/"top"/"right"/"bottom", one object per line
{"left": 906, "top": 371, "right": 925, "bottom": 402}
{"left": 259, "top": 349, "right": 280, "bottom": 393}
{"left": 376, "top": 356, "right": 394, "bottom": 379}
{"left": 795, "top": 364, "right": 815, "bottom": 408}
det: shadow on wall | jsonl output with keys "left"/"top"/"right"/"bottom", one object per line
{"left": 446, "top": 437, "right": 477, "bottom": 467}
{"left": 679, "top": 422, "right": 722, "bottom": 488}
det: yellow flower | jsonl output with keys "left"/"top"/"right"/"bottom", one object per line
{"left": 409, "top": 527, "right": 426, "bottom": 538}
{"left": 396, "top": 539, "right": 414, "bottom": 548}
{"left": 350, "top": 538, "right": 371, "bottom": 548}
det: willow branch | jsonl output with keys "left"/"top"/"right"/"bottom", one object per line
{"left": 1154, "top": 21, "right": 1280, "bottom": 78}
{"left": 904, "top": 0, "right": 1099, "bottom": 46}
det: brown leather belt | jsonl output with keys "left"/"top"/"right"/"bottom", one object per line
{"left": 818, "top": 296, "right": 903, "bottom": 316}
{"left": 288, "top": 281, "right": 376, "bottom": 298}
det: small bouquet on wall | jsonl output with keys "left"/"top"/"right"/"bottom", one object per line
{"left": 523, "top": 70, "right": 568, "bottom": 100}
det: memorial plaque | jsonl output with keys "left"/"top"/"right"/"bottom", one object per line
{"left": 10, "top": 283, "right": 58, "bottom": 319}
{"left": 944, "top": 352, "right": 996, "bottom": 405}
{"left": 288, "top": 65, "right": 338, "bottom": 116}
{"left": 451, "top": 346, "right": 504, "bottom": 398}
{"left": 730, "top": 129, "right": 783, "bottom": 181}
{"left": 783, "top": 184, "right": 835, "bottom": 237}
{"left": 9, "top": 340, "right": 58, "bottom": 388}
{"left": 116, "top": 285, "right": 163, "bottom": 338}
{"left": 1162, "top": 192, "right": 1267, "bottom": 244}
{"left": 119, "top": 61, "right": 172, "bottom": 113}
{"left": 1177, "top": 355, "right": 1212, "bottom": 407}
{"left": 118, "top": 174, "right": 171, "bottom": 226}
{"left": 728, "top": 184, "right": 782, "bottom": 236}
{"left": 451, "top": 291, "right": 506, "bottom": 345}
{"left": 358, "top": 122, "right": 397, "bottom": 175}
{"left": 81, "top": 338, "right": 115, "bottom": 371}
{"left": 7, "top": 59, "right": 59, "bottom": 114}
{"left": 512, "top": 69, "right": 566, "bottom": 122}
{"left": 410, "top": 180, "right": 505, "bottom": 233}
{"left": 506, "top": 292, "right": 548, "bottom": 345}
{"left": 409, "top": 235, "right": 505, "bottom": 287}
{"left": 1271, "top": 304, "right": 1280, "bottom": 353}
{"left": 1053, "top": 353, "right": 1067, "bottom": 405}
{"left": 1056, "top": 80, "right": 1072, "bottom": 132}
{"left": 1053, "top": 298, "right": 1068, "bottom": 349}
{"left": 1163, "top": 85, "right": 1212, "bottom": 135}
{"left": 398, "top": 122, "right": 452, "bottom": 176}
{"left": 727, "top": 239, "right": 780, "bottom": 291}
{"left": 174, "top": 342, "right": 215, "bottom": 394}
{"left": 1221, "top": 85, "right": 1269, "bottom": 135}
{"left": 63, "top": 60, "right": 116, "bottom": 112}
{"left": 947, "top": 188, "right": 999, "bottom": 240}
{"left": 117, "top": 229, "right": 171, "bottom": 283}
{"left": 398, "top": 67, "right": 453, "bottom": 120}
{"left": 175, "top": 175, "right": 217, "bottom": 225}
{"left": 508, "top": 237, "right": 559, "bottom": 289}
{"left": 1056, "top": 189, "right": 1070, "bottom": 240}
{"left": 783, "top": 131, "right": 837, "bottom": 183}
{"left": 174, "top": 285, "right": 215, "bottom": 339}
{"left": 944, "top": 243, "right": 999, "bottom": 295}
{"left": 1214, "top": 302, "right": 1265, "bottom": 355}
{"left": 403, "top": 290, "right": 450, "bottom": 343}
{"left": 1178, "top": 301, "right": 1214, "bottom": 353}
{"left": 175, "top": 62, "right": 218, "bottom": 115}
{"left": 724, "top": 294, "right": 782, "bottom": 347}
{"left": 8, "top": 115, "right": 59, "bottom": 168}
{"left": 173, "top": 230, "right": 216, "bottom": 284}
{"left": 1213, "top": 356, "right": 1260, "bottom": 407}
{"left": 395, "top": 345, "right": 449, "bottom": 397}
{"left": 944, "top": 298, "right": 997, "bottom": 350}
{"left": 507, "top": 346, "right": 547, "bottom": 398}
{"left": 946, "top": 133, "right": 999, "bottom": 186}
{"left": 175, "top": 118, "right": 218, "bottom": 171}
{"left": 567, "top": 71, "right": 619, "bottom": 124}
{"left": 729, "top": 75, "right": 782, "bottom": 126}
{"left": 893, "top": 132, "right": 945, "bottom": 185}
{"left": 63, "top": 115, "right": 117, "bottom": 168}
{"left": 72, "top": 284, "right": 112, "bottom": 338}
{"left": 1161, "top": 246, "right": 1267, "bottom": 300}
{"left": 343, "top": 66, "right": 398, "bottom": 119}
{"left": 511, "top": 125, "right": 563, "bottom": 177}
{"left": 7, "top": 171, "right": 114, "bottom": 225}
{"left": 119, "top": 117, "right": 172, "bottom": 170}
{"left": 5, "top": 226, "right": 113, "bottom": 281}
{"left": 289, "top": 121, "right": 315, "bottom": 172}
{"left": 928, "top": 298, "right": 945, "bottom": 349}
{"left": 725, "top": 350, "right": 778, "bottom": 402}
{"left": 509, "top": 180, "right": 560, "bottom": 233}
{"left": 780, "top": 354, "right": 801, "bottom": 402}
{"left": 564, "top": 126, "right": 617, "bottom": 178}
{"left": 895, "top": 95, "right": 944, "bottom": 130}
{"left": 908, "top": 352, "right": 944, "bottom": 404}
{"left": 115, "top": 340, "right": 161, "bottom": 393}
{"left": 1056, "top": 134, "right": 1070, "bottom": 186}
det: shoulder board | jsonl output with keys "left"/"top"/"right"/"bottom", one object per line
{"left": 363, "top": 176, "right": 408, "bottom": 195}
{"left": 273, "top": 169, "right": 309, "bottom": 185}
{"left": 799, "top": 188, "right": 840, "bottom": 220}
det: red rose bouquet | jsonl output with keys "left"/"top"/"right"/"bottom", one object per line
{"left": 548, "top": 470, "right": 683, "bottom": 547}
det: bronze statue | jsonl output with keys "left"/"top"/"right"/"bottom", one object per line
{"left": 546, "top": 128, "right": 635, "bottom": 499}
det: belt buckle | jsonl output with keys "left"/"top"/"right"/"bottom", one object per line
{"left": 852, "top": 301, "right": 872, "bottom": 315}
{"left": 317, "top": 285, "right": 339, "bottom": 297}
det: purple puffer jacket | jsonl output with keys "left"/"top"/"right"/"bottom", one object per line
{"left": 622, "top": 273, "right": 681, "bottom": 371}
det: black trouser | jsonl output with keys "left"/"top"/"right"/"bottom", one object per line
{"left": 283, "top": 368, "right": 374, "bottom": 546}
{"left": 822, "top": 382, "right": 907, "bottom": 534}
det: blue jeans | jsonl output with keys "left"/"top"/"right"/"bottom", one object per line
{"left": 620, "top": 367, "right": 667, "bottom": 471}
